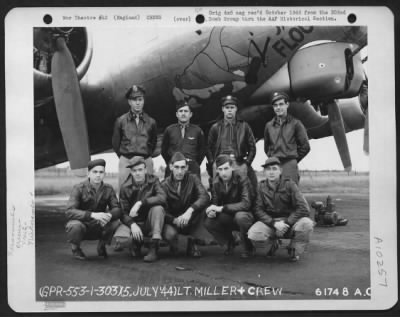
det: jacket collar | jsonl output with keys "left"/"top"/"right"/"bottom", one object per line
{"left": 214, "top": 170, "right": 240, "bottom": 187}
{"left": 128, "top": 111, "right": 146, "bottom": 122}
{"left": 218, "top": 118, "right": 242, "bottom": 126}
{"left": 272, "top": 114, "right": 293, "bottom": 126}
{"left": 223, "top": 118, "right": 237, "bottom": 126}
{"left": 264, "top": 176, "right": 289, "bottom": 191}
{"left": 83, "top": 179, "right": 104, "bottom": 192}
{"left": 124, "top": 173, "right": 155, "bottom": 189}
{"left": 165, "top": 172, "right": 189, "bottom": 188}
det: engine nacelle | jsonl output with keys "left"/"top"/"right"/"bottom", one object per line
{"left": 250, "top": 42, "right": 365, "bottom": 103}
{"left": 289, "top": 42, "right": 364, "bottom": 100}
{"left": 33, "top": 27, "right": 93, "bottom": 103}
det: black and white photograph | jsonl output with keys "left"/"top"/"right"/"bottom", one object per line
{"left": 5, "top": 6, "right": 397, "bottom": 312}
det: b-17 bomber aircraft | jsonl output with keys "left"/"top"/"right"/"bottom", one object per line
{"left": 33, "top": 25, "right": 368, "bottom": 172}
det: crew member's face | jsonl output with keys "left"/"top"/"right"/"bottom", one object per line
{"left": 222, "top": 104, "right": 237, "bottom": 120}
{"left": 131, "top": 164, "right": 147, "bottom": 183}
{"left": 176, "top": 106, "right": 192, "bottom": 124}
{"left": 217, "top": 162, "right": 233, "bottom": 182}
{"left": 170, "top": 160, "right": 187, "bottom": 181}
{"left": 264, "top": 164, "right": 282, "bottom": 183}
{"left": 128, "top": 96, "right": 145, "bottom": 113}
{"left": 88, "top": 166, "right": 105, "bottom": 184}
{"left": 272, "top": 98, "right": 289, "bottom": 118}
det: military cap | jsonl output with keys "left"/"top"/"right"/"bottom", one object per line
{"left": 221, "top": 95, "right": 238, "bottom": 107}
{"left": 88, "top": 158, "right": 106, "bottom": 171}
{"left": 125, "top": 85, "right": 146, "bottom": 99}
{"left": 126, "top": 156, "right": 146, "bottom": 169}
{"left": 215, "top": 154, "right": 233, "bottom": 167}
{"left": 170, "top": 151, "right": 187, "bottom": 164}
{"left": 261, "top": 157, "right": 281, "bottom": 168}
{"left": 176, "top": 100, "right": 191, "bottom": 111}
{"left": 270, "top": 91, "right": 289, "bottom": 104}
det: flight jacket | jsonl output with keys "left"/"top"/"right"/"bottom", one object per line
{"left": 112, "top": 111, "right": 157, "bottom": 158}
{"left": 119, "top": 174, "right": 166, "bottom": 226}
{"left": 65, "top": 180, "right": 121, "bottom": 223}
{"left": 264, "top": 114, "right": 310, "bottom": 162}
{"left": 161, "top": 173, "right": 209, "bottom": 224}
{"left": 161, "top": 123, "right": 206, "bottom": 165}
{"left": 211, "top": 171, "right": 252, "bottom": 214}
{"left": 206, "top": 119, "right": 256, "bottom": 164}
{"left": 254, "top": 177, "right": 310, "bottom": 227}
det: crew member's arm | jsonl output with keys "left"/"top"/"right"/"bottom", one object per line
{"left": 65, "top": 185, "right": 92, "bottom": 221}
{"left": 141, "top": 179, "right": 167, "bottom": 208}
{"left": 218, "top": 178, "right": 251, "bottom": 214}
{"left": 160, "top": 181, "right": 176, "bottom": 225}
{"left": 286, "top": 181, "right": 310, "bottom": 225}
{"left": 107, "top": 187, "right": 121, "bottom": 221}
{"left": 245, "top": 123, "right": 257, "bottom": 164}
{"left": 197, "top": 128, "right": 207, "bottom": 165}
{"left": 253, "top": 183, "right": 275, "bottom": 227}
{"left": 111, "top": 118, "right": 122, "bottom": 157}
{"left": 188, "top": 175, "right": 210, "bottom": 215}
{"left": 120, "top": 188, "right": 143, "bottom": 241}
{"left": 149, "top": 119, "right": 158, "bottom": 156}
{"left": 119, "top": 187, "right": 136, "bottom": 227}
{"left": 160, "top": 127, "right": 171, "bottom": 165}
{"left": 263, "top": 123, "right": 271, "bottom": 156}
{"left": 295, "top": 120, "right": 310, "bottom": 162}
{"left": 206, "top": 124, "right": 217, "bottom": 166}
{"left": 177, "top": 175, "right": 210, "bottom": 226}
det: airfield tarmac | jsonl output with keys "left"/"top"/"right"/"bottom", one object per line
{"left": 34, "top": 185, "right": 370, "bottom": 302}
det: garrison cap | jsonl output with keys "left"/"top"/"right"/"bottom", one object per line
{"left": 270, "top": 91, "right": 289, "bottom": 104}
{"left": 125, "top": 85, "right": 146, "bottom": 99}
{"left": 88, "top": 159, "right": 106, "bottom": 171}
{"left": 221, "top": 95, "right": 238, "bottom": 107}
{"left": 126, "top": 156, "right": 146, "bottom": 169}
{"left": 170, "top": 151, "right": 187, "bottom": 164}
{"left": 261, "top": 157, "right": 281, "bottom": 168}
{"left": 176, "top": 100, "right": 191, "bottom": 111}
{"left": 215, "top": 154, "right": 232, "bottom": 167}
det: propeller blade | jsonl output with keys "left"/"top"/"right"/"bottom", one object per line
{"left": 363, "top": 108, "right": 369, "bottom": 154}
{"left": 327, "top": 100, "right": 352, "bottom": 172}
{"left": 359, "top": 79, "right": 369, "bottom": 154}
{"left": 51, "top": 37, "right": 90, "bottom": 169}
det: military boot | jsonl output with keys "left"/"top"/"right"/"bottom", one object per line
{"left": 143, "top": 239, "right": 159, "bottom": 262}
{"left": 97, "top": 240, "right": 108, "bottom": 258}
{"left": 240, "top": 235, "right": 255, "bottom": 259}
{"left": 129, "top": 241, "right": 142, "bottom": 258}
{"left": 186, "top": 237, "right": 202, "bottom": 257}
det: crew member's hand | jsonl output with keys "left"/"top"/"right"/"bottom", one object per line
{"left": 130, "top": 223, "right": 143, "bottom": 242}
{"left": 274, "top": 221, "right": 289, "bottom": 237}
{"left": 176, "top": 208, "right": 193, "bottom": 227}
{"left": 172, "top": 218, "right": 180, "bottom": 225}
{"left": 206, "top": 205, "right": 218, "bottom": 218}
{"left": 129, "top": 201, "right": 142, "bottom": 218}
{"left": 91, "top": 212, "right": 112, "bottom": 226}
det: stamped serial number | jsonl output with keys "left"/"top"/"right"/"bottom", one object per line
{"left": 315, "top": 287, "right": 370, "bottom": 297}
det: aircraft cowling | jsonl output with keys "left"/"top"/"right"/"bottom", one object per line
{"left": 33, "top": 27, "right": 93, "bottom": 103}
{"left": 289, "top": 42, "right": 364, "bottom": 100}
{"left": 251, "top": 42, "right": 364, "bottom": 102}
